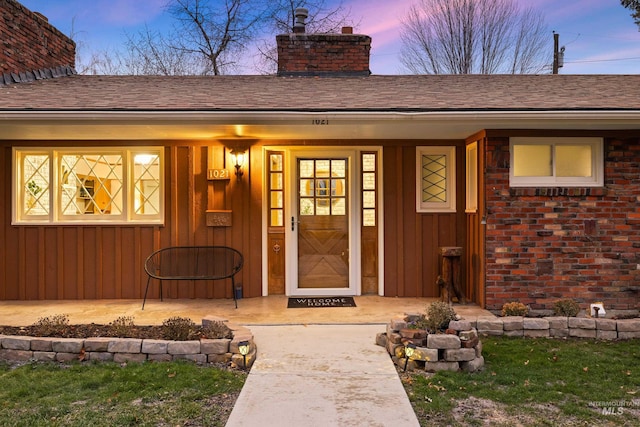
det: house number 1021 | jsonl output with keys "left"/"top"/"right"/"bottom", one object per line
{"left": 207, "top": 169, "right": 230, "bottom": 180}
{"left": 312, "top": 119, "right": 329, "bottom": 125}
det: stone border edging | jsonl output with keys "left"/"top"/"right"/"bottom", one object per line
{"left": 378, "top": 315, "right": 640, "bottom": 373}
{"left": 377, "top": 318, "right": 484, "bottom": 373}
{"left": 474, "top": 316, "right": 640, "bottom": 339}
{"left": 0, "top": 316, "right": 256, "bottom": 368}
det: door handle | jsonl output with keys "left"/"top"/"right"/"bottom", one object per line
{"left": 291, "top": 216, "right": 301, "bottom": 231}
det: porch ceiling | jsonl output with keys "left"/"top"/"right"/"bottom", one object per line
{"left": 2, "top": 110, "right": 640, "bottom": 141}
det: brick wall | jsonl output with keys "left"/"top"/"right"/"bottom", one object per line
{"left": 276, "top": 31, "right": 371, "bottom": 77}
{"left": 0, "top": 0, "right": 75, "bottom": 75}
{"left": 484, "top": 136, "right": 640, "bottom": 313}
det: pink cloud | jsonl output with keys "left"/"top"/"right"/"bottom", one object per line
{"left": 348, "top": 0, "right": 411, "bottom": 49}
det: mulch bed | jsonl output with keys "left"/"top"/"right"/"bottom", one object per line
{"left": 0, "top": 324, "right": 195, "bottom": 340}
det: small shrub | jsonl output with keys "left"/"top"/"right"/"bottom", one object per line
{"left": 162, "top": 316, "right": 197, "bottom": 341}
{"left": 501, "top": 302, "right": 529, "bottom": 317}
{"left": 31, "top": 314, "right": 70, "bottom": 336}
{"left": 202, "top": 321, "right": 233, "bottom": 339}
{"left": 553, "top": 299, "right": 580, "bottom": 317}
{"left": 408, "top": 314, "right": 429, "bottom": 330}
{"left": 108, "top": 316, "right": 136, "bottom": 337}
{"left": 426, "top": 301, "right": 457, "bottom": 332}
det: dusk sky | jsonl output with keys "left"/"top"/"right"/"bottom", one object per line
{"left": 18, "top": 0, "right": 640, "bottom": 74}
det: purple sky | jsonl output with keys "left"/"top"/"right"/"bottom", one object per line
{"left": 19, "top": 0, "right": 640, "bottom": 74}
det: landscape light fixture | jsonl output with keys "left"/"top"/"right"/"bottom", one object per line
{"left": 403, "top": 342, "right": 416, "bottom": 372}
{"left": 238, "top": 340, "right": 250, "bottom": 368}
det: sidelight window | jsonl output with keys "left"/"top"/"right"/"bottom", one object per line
{"left": 268, "top": 152, "right": 285, "bottom": 227}
{"left": 361, "top": 152, "right": 377, "bottom": 226}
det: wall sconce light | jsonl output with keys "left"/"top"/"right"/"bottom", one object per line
{"left": 403, "top": 342, "right": 416, "bottom": 372}
{"left": 218, "top": 136, "right": 257, "bottom": 181}
{"left": 238, "top": 340, "right": 250, "bottom": 368}
{"left": 230, "top": 148, "right": 246, "bottom": 180}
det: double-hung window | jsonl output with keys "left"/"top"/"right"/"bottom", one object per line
{"left": 14, "top": 147, "right": 163, "bottom": 224}
{"left": 509, "top": 137, "right": 603, "bottom": 187}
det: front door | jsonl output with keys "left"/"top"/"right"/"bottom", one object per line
{"left": 289, "top": 152, "right": 356, "bottom": 295}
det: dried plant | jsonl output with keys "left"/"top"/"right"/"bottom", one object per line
{"left": 108, "top": 316, "right": 136, "bottom": 337}
{"left": 31, "top": 314, "right": 70, "bottom": 337}
{"left": 553, "top": 299, "right": 580, "bottom": 317}
{"left": 501, "top": 302, "right": 529, "bottom": 317}
{"left": 201, "top": 321, "right": 233, "bottom": 339}
{"left": 426, "top": 301, "right": 457, "bottom": 331}
{"left": 162, "top": 316, "right": 197, "bottom": 341}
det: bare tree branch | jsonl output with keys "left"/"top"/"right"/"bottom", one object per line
{"left": 400, "top": 0, "right": 549, "bottom": 74}
{"left": 252, "top": 0, "right": 357, "bottom": 74}
{"left": 621, "top": 0, "right": 640, "bottom": 29}
{"left": 71, "top": 0, "right": 356, "bottom": 75}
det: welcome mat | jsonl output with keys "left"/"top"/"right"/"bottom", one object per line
{"left": 287, "top": 297, "right": 356, "bottom": 308}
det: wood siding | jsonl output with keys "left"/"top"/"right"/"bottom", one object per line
{"left": 0, "top": 143, "right": 262, "bottom": 301}
{"left": 2, "top": 139, "right": 472, "bottom": 302}
{"left": 382, "top": 144, "right": 467, "bottom": 298}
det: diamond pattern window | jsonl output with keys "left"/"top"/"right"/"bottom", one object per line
{"left": 14, "top": 148, "right": 163, "bottom": 224}
{"left": 416, "top": 146, "right": 456, "bottom": 213}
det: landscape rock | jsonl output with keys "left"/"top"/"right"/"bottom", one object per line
{"left": 427, "top": 334, "right": 461, "bottom": 349}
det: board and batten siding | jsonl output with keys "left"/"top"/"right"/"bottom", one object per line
{"left": 1, "top": 139, "right": 469, "bottom": 302}
{"left": 382, "top": 143, "right": 467, "bottom": 298}
{"left": 0, "top": 143, "right": 262, "bottom": 301}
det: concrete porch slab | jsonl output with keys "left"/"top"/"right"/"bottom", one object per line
{"left": 0, "top": 295, "right": 494, "bottom": 326}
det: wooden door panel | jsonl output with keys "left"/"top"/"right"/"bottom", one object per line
{"left": 298, "top": 216, "right": 348, "bottom": 288}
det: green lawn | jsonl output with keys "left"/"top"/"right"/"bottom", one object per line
{"left": 0, "top": 361, "right": 246, "bottom": 427}
{"left": 402, "top": 337, "right": 640, "bottom": 426}
{"left": 1, "top": 337, "right": 638, "bottom": 426}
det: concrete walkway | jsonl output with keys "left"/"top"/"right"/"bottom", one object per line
{"left": 225, "top": 324, "right": 420, "bottom": 427}
{"left": 0, "top": 296, "right": 493, "bottom": 426}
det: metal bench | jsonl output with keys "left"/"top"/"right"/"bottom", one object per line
{"left": 142, "top": 246, "right": 244, "bottom": 309}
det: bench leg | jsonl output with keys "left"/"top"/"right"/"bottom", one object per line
{"left": 231, "top": 278, "right": 238, "bottom": 309}
{"left": 142, "top": 277, "right": 163, "bottom": 310}
{"left": 142, "top": 276, "right": 152, "bottom": 310}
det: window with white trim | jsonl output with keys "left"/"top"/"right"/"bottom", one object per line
{"left": 510, "top": 137, "right": 603, "bottom": 187}
{"left": 416, "top": 146, "right": 456, "bottom": 213}
{"left": 14, "top": 148, "right": 163, "bottom": 224}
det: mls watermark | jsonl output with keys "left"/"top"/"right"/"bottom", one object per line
{"left": 588, "top": 399, "right": 640, "bottom": 415}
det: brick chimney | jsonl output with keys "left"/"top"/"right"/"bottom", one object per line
{"left": 276, "top": 8, "right": 371, "bottom": 77}
{"left": 1, "top": 0, "right": 76, "bottom": 85}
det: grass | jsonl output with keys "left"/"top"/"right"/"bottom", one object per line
{"left": 402, "top": 337, "right": 640, "bottom": 426}
{"left": 0, "top": 361, "right": 246, "bottom": 427}
{"left": 1, "top": 336, "right": 638, "bottom": 426}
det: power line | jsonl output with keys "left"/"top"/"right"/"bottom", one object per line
{"left": 565, "top": 56, "right": 640, "bottom": 64}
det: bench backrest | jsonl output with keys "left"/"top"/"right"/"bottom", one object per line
{"left": 144, "top": 246, "right": 244, "bottom": 280}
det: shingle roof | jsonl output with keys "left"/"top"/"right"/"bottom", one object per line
{"left": 1, "top": 74, "right": 639, "bottom": 112}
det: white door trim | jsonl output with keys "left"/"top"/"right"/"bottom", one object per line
{"left": 261, "top": 146, "right": 384, "bottom": 297}
{"left": 286, "top": 149, "right": 359, "bottom": 296}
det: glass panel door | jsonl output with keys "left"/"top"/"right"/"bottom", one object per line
{"left": 285, "top": 149, "right": 360, "bottom": 296}
{"left": 297, "top": 158, "right": 349, "bottom": 289}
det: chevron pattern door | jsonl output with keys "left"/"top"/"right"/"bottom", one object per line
{"left": 297, "top": 158, "right": 349, "bottom": 289}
